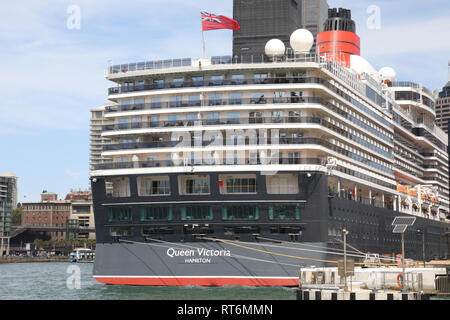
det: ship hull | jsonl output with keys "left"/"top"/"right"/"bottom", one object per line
{"left": 91, "top": 172, "right": 449, "bottom": 286}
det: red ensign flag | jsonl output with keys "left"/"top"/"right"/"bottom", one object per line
{"left": 201, "top": 11, "right": 240, "bottom": 31}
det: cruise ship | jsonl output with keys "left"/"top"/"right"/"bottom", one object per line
{"left": 90, "top": 8, "right": 450, "bottom": 286}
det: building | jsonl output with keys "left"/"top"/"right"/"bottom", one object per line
{"left": 90, "top": 106, "right": 113, "bottom": 170}
{"left": 0, "top": 173, "right": 17, "bottom": 255}
{"left": 301, "top": 0, "right": 329, "bottom": 52}
{"left": 435, "top": 80, "right": 450, "bottom": 133}
{"left": 21, "top": 192, "right": 71, "bottom": 240}
{"left": 89, "top": 7, "right": 449, "bottom": 285}
{"left": 232, "top": 0, "right": 328, "bottom": 58}
{"left": 66, "top": 190, "right": 96, "bottom": 240}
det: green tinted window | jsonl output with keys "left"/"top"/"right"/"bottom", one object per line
{"left": 222, "top": 205, "right": 259, "bottom": 220}
{"left": 181, "top": 205, "right": 213, "bottom": 220}
{"left": 269, "top": 204, "right": 300, "bottom": 220}
{"left": 140, "top": 206, "right": 172, "bottom": 221}
{"left": 108, "top": 207, "right": 132, "bottom": 222}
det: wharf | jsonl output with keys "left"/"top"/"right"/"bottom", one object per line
{"left": 0, "top": 256, "right": 69, "bottom": 264}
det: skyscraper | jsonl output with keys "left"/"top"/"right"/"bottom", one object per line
{"left": 232, "top": 0, "right": 328, "bottom": 57}
{"left": 301, "top": 0, "right": 329, "bottom": 51}
{"left": 0, "top": 173, "right": 17, "bottom": 255}
{"left": 436, "top": 80, "right": 450, "bottom": 133}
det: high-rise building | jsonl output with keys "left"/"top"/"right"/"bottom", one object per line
{"left": 90, "top": 106, "right": 113, "bottom": 170}
{"left": 0, "top": 173, "right": 17, "bottom": 255}
{"left": 301, "top": 0, "right": 329, "bottom": 51}
{"left": 436, "top": 80, "right": 450, "bottom": 133}
{"left": 232, "top": 0, "right": 328, "bottom": 58}
{"left": 66, "top": 190, "right": 96, "bottom": 240}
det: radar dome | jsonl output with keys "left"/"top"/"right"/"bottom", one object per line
{"left": 265, "top": 39, "right": 286, "bottom": 57}
{"left": 350, "top": 55, "right": 380, "bottom": 82}
{"left": 290, "top": 29, "right": 314, "bottom": 53}
{"left": 379, "top": 67, "right": 397, "bottom": 82}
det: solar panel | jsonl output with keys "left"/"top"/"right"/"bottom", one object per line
{"left": 392, "top": 216, "right": 416, "bottom": 226}
{"left": 393, "top": 225, "right": 408, "bottom": 233}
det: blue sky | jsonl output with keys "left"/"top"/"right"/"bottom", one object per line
{"left": 0, "top": 0, "right": 449, "bottom": 203}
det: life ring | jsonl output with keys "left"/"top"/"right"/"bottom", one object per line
{"left": 397, "top": 273, "right": 404, "bottom": 287}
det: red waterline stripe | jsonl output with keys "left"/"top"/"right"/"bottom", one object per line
{"left": 94, "top": 276, "right": 299, "bottom": 287}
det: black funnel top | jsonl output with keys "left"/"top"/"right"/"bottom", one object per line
{"left": 323, "top": 8, "right": 356, "bottom": 33}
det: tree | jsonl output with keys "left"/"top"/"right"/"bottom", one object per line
{"left": 11, "top": 206, "right": 22, "bottom": 225}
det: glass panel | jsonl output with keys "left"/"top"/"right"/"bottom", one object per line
{"left": 181, "top": 205, "right": 213, "bottom": 220}
{"left": 269, "top": 204, "right": 300, "bottom": 220}
{"left": 140, "top": 206, "right": 172, "bottom": 221}
{"left": 108, "top": 207, "right": 132, "bottom": 222}
{"left": 222, "top": 205, "right": 259, "bottom": 220}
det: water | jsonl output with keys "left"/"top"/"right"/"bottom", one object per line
{"left": 0, "top": 263, "right": 296, "bottom": 300}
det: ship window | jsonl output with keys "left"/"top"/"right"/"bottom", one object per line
{"left": 222, "top": 205, "right": 259, "bottom": 220}
{"left": 154, "top": 79, "right": 164, "bottom": 89}
{"left": 107, "top": 207, "right": 132, "bottom": 222}
{"left": 170, "top": 96, "right": 182, "bottom": 108}
{"left": 188, "top": 94, "right": 201, "bottom": 106}
{"left": 229, "top": 93, "right": 242, "bottom": 105}
{"left": 137, "top": 176, "right": 170, "bottom": 196}
{"left": 140, "top": 206, "right": 172, "bottom": 221}
{"left": 254, "top": 73, "right": 268, "bottom": 84}
{"left": 231, "top": 74, "right": 245, "bottom": 84}
{"left": 219, "top": 174, "right": 256, "bottom": 194}
{"left": 181, "top": 205, "right": 213, "bottom": 220}
{"left": 210, "top": 75, "right": 224, "bottom": 85}
{"left": 226, "top": 112, "right": 240, "bottom": 124}
{"left": 208, "top": 93, "right": 222, "bottom": 106}
{"left": 173, "top": 78, "right": 184, "bottom": 88}
{"left": 192, "top": 76, "right": 203, "bottom": 86}
{"left": 179, "top": 175, "right": 210, "bottom": 195}
{"left": 266, "top": 174, "right": 299, "bottom": 194}
{"left": 105, "top": 177, "right": 130, "bottom": 198}
{"left": 269, "top": 204, "right": 300, "bottom": 220}
{"left": 249, "top": 111, "right": 263, "bottom": 124}
{"left": 251, "top": 93, "right": 266, "bottom": 104}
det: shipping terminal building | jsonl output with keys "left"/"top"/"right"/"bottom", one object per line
{"left": 89, "top": 3, "right": 450, "bottom": 286}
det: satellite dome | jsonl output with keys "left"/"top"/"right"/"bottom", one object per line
{"left": 379, "top": 67, "right": 397, "bottom": 82}
{"left": 290, "top": 29, "right": 314, "bottom": 53}
{"left": 350, "top": 55, "right": 380, "bottom": 82}
{"left": 265, "top": 39, "right": 286, "bottom": 57}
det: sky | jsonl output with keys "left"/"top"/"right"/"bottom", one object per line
{"left": 0, "top": 0, "right": 449, "bottom": 203}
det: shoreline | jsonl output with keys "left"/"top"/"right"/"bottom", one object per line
{"left": 0, "top": 257, "right": 70, "bottom": 264}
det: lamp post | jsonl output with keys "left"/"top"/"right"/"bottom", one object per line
{"left": 343, "top": 228, "right": 349, "bottom": 292}
{"left": 417, "top": 229, "right": 426, "bottom": 267}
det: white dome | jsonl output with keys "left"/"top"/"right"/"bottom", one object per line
{"left": 265, "top": 39, "right": 286, "bottom": 57}
{"left": 379, "top": 67, "right": 397, "bottom": 82}
{"left": 350, "top": 55, "right": 380, "bottom": 82}
{"left": 290, "top": 29, "right": 314, "bottom": 53}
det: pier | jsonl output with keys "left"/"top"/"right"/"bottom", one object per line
{"left": 296, "top": 264, "right": 450, "bottom": 300}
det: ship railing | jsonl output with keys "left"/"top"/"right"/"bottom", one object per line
{"left": 105, "top": 97, "right": 323, "bottom": 113}
{"left": 93, "top": 157, "right": 323, "bottom": 171}
{"left": 102, "top": 116, "right": 324, "bottom": 132}
{"left": 107, "top": 54, "right": 323, "bottom": 75}
{"left": 392, "top": 81, "right": 434, "bottom": 98}
{"left": 107, "top": 76, "right": 326, "bottom": 95}
{"left": 103, "top": 135, "right": 326, "bottom": 151}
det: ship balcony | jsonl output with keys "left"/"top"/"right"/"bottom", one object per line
{"left": 327, "top": 176, "right": 395, "bottom": 210}
{"left": 92, "top": 156, "right": 323, "bottom": 171}
{"left": 102, "top": 116, "right": 324, "bottom": 133}
{"left": 107, "top": 76, "right": 327, "bottom": 96}
{"left": 104, "top": 96, "right": 324, "bottom": 114}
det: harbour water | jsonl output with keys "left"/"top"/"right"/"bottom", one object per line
{"left": 0, "top": 263, "right": 296, "bottom": 300}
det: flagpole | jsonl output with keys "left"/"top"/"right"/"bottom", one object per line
{"left": 202, "top": 30, "right": 207, "bottom": 58}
